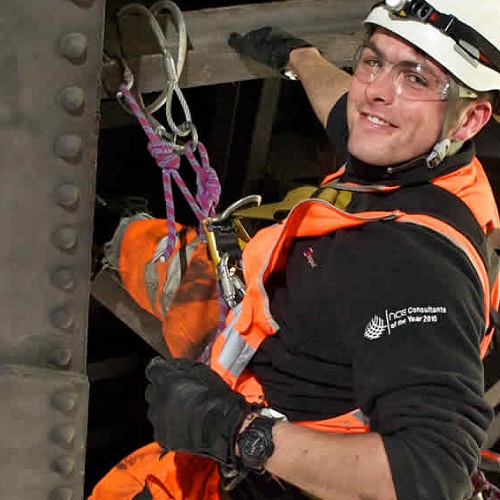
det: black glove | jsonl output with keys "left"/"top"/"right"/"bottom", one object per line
{"left": 145, "top": 357, "right": 257, "bottom": 466}
{"left": 228, "top": 26, "right": 312, "bottom": 70}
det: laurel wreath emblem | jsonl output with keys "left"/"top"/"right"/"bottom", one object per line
{"left": 364, "top": 315, "right": 387, "bottom": 340}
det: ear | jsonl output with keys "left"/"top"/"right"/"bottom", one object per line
{"left": 449, "top": 100, "right": 492, "bottom": 141}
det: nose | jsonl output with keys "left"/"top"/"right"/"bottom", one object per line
{"left": 364, "top": 67, "right": 395, "bottom": 104}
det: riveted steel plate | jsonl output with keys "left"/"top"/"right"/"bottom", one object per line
{"left": 0, "top": 364, "right": 89, "bottom": 500}
{"left": 0, "top": 0, "right": 105, "bottom": 371}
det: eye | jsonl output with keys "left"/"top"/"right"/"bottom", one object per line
{"left": 358, "top": 56, "right": 382, "bottom": 77}
{"left": 401, "top": 69, "right": 429, "bottom": 88}
{"left": 356, "top": 46, "right": 381, "bottom": 69}
{"left": 361, "top": 55, "right": 381, "bottom": 68}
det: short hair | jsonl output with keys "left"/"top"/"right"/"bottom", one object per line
{"left": 448, "top": 83, "right": 498, "bottom": 128}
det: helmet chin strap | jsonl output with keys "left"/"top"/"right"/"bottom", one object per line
{"left": 426, "top": 79, "right": 464, "bottom": 169}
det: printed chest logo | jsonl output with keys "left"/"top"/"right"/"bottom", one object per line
{"left": 364, "top": 306, "right": 448, "bottom": 340}
{"left": 302, "top": 246, "right": 318, "bottom": 268}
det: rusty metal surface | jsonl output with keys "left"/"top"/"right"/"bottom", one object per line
{"left": 0, "top": 365, "right": 89, "bottom": 500}
{"left": 0, "top": 0, "right": 104, "bottom": 373}
{"left": 102, "top": 0, "right": 373, "bottom": 91}
{"left": 0, "top": 0, "right": 105, "bottom": 498}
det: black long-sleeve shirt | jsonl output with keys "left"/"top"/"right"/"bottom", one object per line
{"left": 249, "top": 94, "right": 494, "bottom": 499}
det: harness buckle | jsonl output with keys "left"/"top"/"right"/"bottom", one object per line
{"left": 218, "top": 253, "right": 245, "bottom": 308}
{"left": 203, "top": 195, "right": 261, "bottom": 308}
{"left": 203, "top": 195, "right": 262, "bottom": 267}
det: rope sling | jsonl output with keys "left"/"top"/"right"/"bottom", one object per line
{"left": 115, "top": 1, "right": 221, "bottom": 261}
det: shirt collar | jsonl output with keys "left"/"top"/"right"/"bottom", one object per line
{"left": 343, "top": 141, "right": 476, "bottom": 186}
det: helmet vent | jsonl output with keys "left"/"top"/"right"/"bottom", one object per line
{"left": 455, "top": 41, "right": 480, "bottom": 68}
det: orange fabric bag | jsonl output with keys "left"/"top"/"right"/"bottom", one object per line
{"left": 118, "top": 217, "right": 220, "bottom": 359}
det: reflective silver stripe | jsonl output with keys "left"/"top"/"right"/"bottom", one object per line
{"left": 257, "top": 234, "right": 283, "bottom": 333}
{"left": 217, "top": 227, "right": 283, "bottom": 375}
{"left": 351, "top": 409, "right": 370, "bottom": 425}
{"left": 217, "top": 304, "right": 257, "bottom": 378}
{"left": 144, "top": 233, "right": 173, "bottom": 311}
{"left": 143, "top": 231, "right": 199, "bottom": 315}
{"left": 144, "top": 259, "right": 160, "bottom": 312}
{"left": 103, "top": 212, "right": 152, "bottom": 270}
{"left": 326, "top": 182, "right": 395, "bottom": 193}
{"left": 159, "top": 236, "right": 199, "bottom": 315}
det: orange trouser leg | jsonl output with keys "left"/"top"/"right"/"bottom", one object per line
{"left": 88, "top": 443, "right": 222, "bottom": 500}
{"left": 88, "top": 443, "right": 163, "bottom": 500}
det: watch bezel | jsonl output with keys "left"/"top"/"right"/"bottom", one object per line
{"left": 237, "top": 415, "right": 277, "bottom": 471}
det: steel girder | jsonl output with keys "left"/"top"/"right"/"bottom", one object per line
{"left": 0, "top": 0, "right": 105, "bottom": 499}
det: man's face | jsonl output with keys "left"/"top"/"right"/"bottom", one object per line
{"left": 347, "top": 29, "right": 448, "bottom": 166}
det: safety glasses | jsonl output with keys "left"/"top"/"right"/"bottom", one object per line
{"left": 353, "top": 43, "right": 451, "bottom": 101}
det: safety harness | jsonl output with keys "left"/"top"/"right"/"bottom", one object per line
{"left": 206, "top": 164, "right": 500, "bottom": 358}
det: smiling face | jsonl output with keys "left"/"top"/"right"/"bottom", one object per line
{"left": 347, "top": 29, "right": 449, "bottom": 166}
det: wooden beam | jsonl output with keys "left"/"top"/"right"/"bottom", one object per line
{"left": 90, "top": 268, "right": 169, "bottom": 357}
{"left": 484, "top": 411, "right": 500, "bottom": 449}
{"left": 102, "top": 0, "right": 372, "bottom": 92}
{"left": 486, "top": 377, "right": 500, "bottom": 408}
{"left": 87, "top": 355, "right": 144, "bottom": 382}
{"left": 243, "top": 78, "right": 282, "bottom": 195}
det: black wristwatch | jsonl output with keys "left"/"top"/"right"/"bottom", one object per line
{"left": 236, "top": 414, "right": 280, "bottom": 472}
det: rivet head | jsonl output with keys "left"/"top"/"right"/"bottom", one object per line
{"left": 59, "top": 33, "right": 87, "bottom": 64}
{"left": 52, "top": 456, "right": 75, "bottom": 476}
{"left": 53, "top": 184, "right": 80, "bottom": 210}
{"left": 51, "top": 267, "right": 76, "bottom": 291}
{"left": 58, "top": 87, "right": 85, "bottom": 115}
{"left": 52, "top": 391, "right": 78, "bottom": 414}
{"left": 51, "top": 307, "right": 75, "bottom": 330}
{"left": 53, "top": 134, "right": 82, "bottom": 163}
{"left": 49, "top": 348, "right": 73, "bottom": 368}
{"left": 52, "top": 226, "right": 78, "bottom": 251}
{"left": 51, "top": 425, "right": 75, "bottom": 446}
{"left": 50, "top": 487, "right": 74, "bottom": 500}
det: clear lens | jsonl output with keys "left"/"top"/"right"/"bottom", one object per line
{"left": 353, "top": 46, "right": 450, "bottom": 101}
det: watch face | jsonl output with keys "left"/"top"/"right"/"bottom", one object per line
{"left": 238, "top": 417, "right": 276, "bottom": 470}
{"left": 241, "top": 430, "right": 267, "bottom": 461}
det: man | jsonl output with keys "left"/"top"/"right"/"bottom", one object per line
{"left": 89, "top": 1, "right": 500, "bottom": 499}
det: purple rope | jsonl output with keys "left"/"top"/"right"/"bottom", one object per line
{"left": 184, "top": 142, "right": 221, "bottom": 219}
{"left": 471, "top": 470, "right": 500, "bottom": 499}
{"left": 118, "top": 84, "right": 221, "bottom": 259}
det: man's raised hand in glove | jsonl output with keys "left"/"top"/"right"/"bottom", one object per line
{"left": 228, "top": 26, "right": 349, "bottom": 127}
{"left": 145, "top": 356, "right": 258, "bottom": 466}
{"left": 228, "top": 26, "right": 312, "bottom": 71}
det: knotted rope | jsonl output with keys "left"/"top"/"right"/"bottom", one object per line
{"left": 118, "top": 84, "right": 221, "bottom": 260}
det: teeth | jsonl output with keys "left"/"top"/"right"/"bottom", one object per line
{"left": 367, "top": 115, "right": 389, "bottom": 125}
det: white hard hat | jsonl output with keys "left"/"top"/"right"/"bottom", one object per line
{"left": 364, "top": 0, "right": 500, "bottom": 93}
